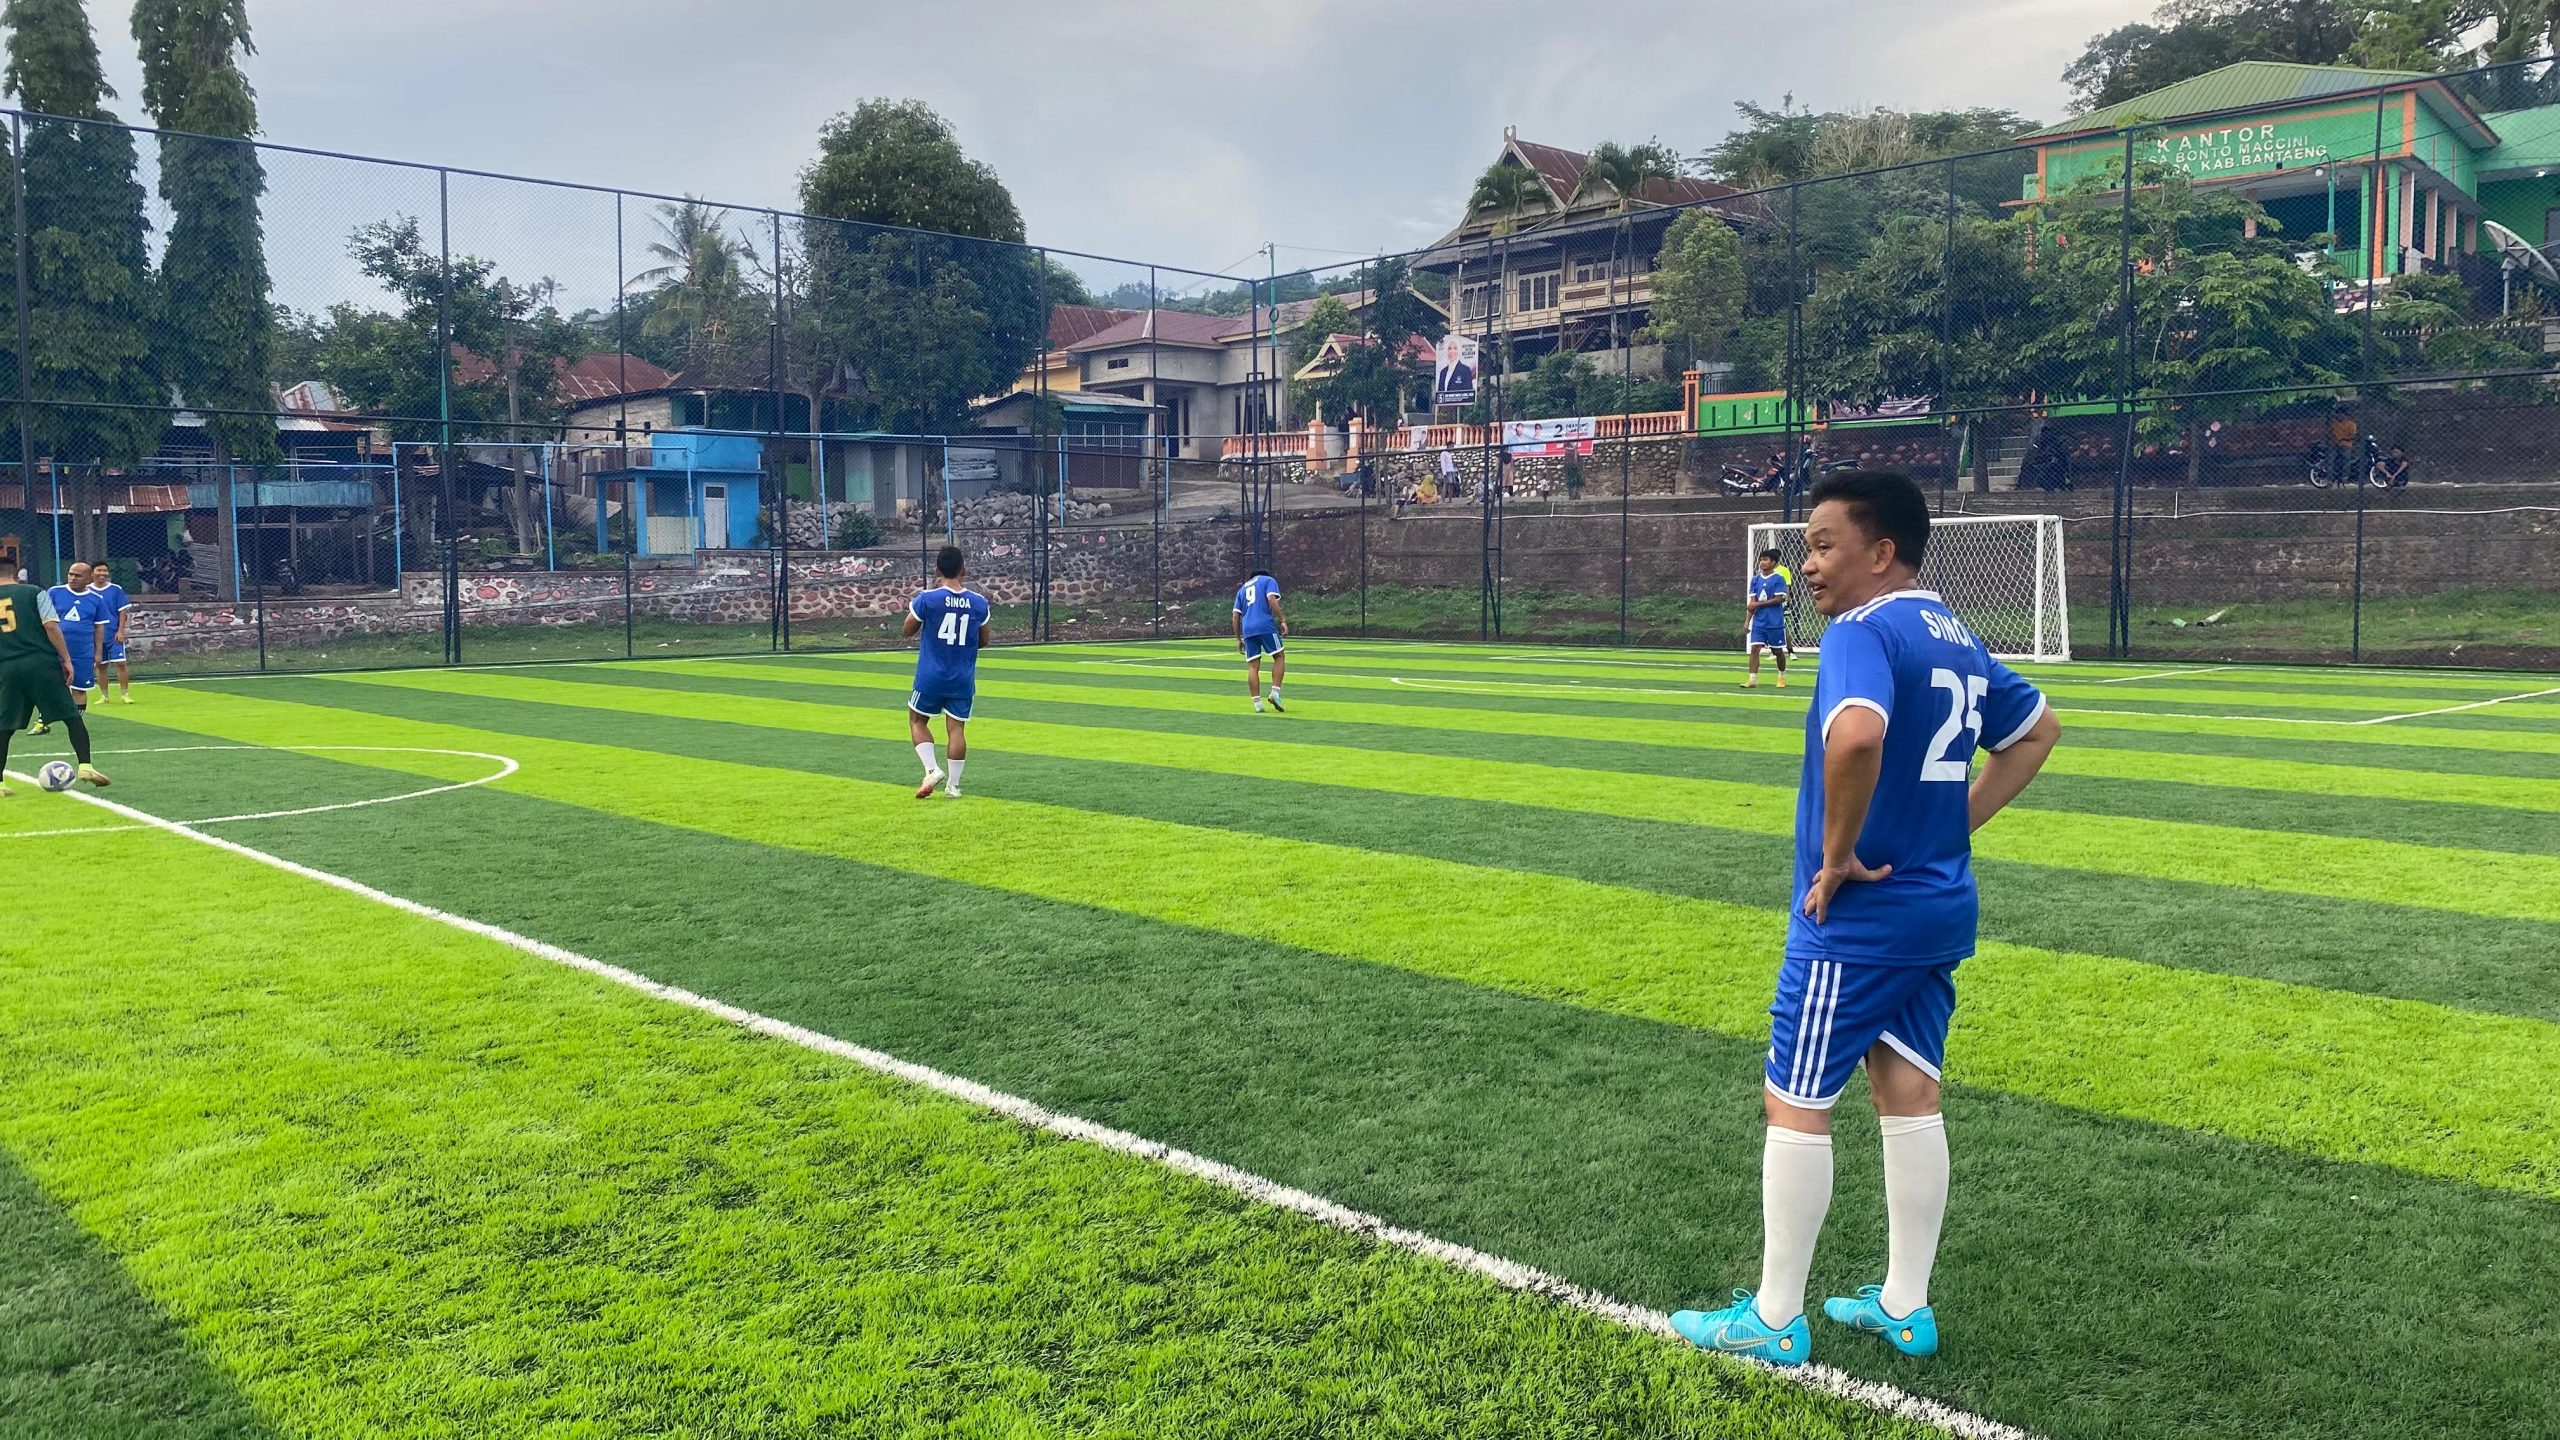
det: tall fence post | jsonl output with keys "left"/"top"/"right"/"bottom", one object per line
{"left": 2109, "top": 129, "right": 2137, "bottom": 661}
{"left": 435, "top": 167, "right": 457, "bottom": 667}
{"left": 10, "top": 114, "right": 34, "bottom": 582}
{"left": 770, "top": 210, "right": 788, "bottom": 654}
{"left": 623, "top": 547, "right": 634, "bottom": 659}
{"left": 248, "top": 465, "right": 266, "bottom": 670}
{"left": 1781, "top": 182, "right": 1803, "bottom": 525}
{"left": 1617, "top": 217, "right": 1632, "bottom": 644}
{"left": 1938, "top": 155, "right": 1958, "bottom": 514}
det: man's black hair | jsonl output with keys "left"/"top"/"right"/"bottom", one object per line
{"left": 1807, "top": 470, "right": 1930, "bottom": 572}
{"left": 1252, "top": 568, "right": 1272, "bottom": 579}
{"left": 935, "top": 545, "right": 965, "bottom": 579}
{"left": 1757, "top": 547, "right": 1781, "bottom": 563}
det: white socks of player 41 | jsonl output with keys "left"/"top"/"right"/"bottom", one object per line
{"left": 946, "top": 757, "right": 965, "bottom": 788}
{"left": 914, "top": 741, "right": 938, "bottom": 776}
{"left": 1879, "top": 1112, "right": 1948, "bottom": 1317}
{"left": 1756, "top": 1126, "right": 1834, "bottom": 1327}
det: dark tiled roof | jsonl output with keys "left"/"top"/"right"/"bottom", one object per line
{"left": 448, "top": 349, "right": 676, "bottom": 400}
{"left": 1508, "top": 138, "right": 1740, "bottom": 209}
{"left": 1049, "top": 304, "right": 1138, "bottom": 348}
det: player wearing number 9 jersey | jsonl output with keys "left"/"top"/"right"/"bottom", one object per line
{"left": 1673, "top": 471, "right": 2059, "bottom": 1370}
{"left": 901, "top": 545, "right": 991, "bottom": 800}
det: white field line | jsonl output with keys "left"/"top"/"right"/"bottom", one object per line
{"left": 2354, "top": 685, "right": 2560, "bottom": 724}
{"left": 38, "top": 782, "right": 2032, "bottom": 1440}
{"left": 2088, "top": 666, "right": 2235, "bottom": 685}
{"left": 1386, "top": 676, "right": 1725, "bottom": 698}
{"left": 0, "top": 746, "right": 515, "bottom": 839}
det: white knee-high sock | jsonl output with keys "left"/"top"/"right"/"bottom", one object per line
{"left": 1756, "top": 1126, "right": 1833, "bottom": 1327}
{"left": 946, "top": 757, "right": 965, "bottom": 786}
{"left": 914, "top": 741, "right": 938, "bottom": 775}
{"left": 1879, "top": 1112, "right": 1948, "bottom": 1317}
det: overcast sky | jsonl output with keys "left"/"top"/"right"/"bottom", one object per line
{"left": 75, "top": 0, "right": 2138, "bottom": 304}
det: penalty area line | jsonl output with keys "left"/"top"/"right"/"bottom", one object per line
{"left": 52, "top": 785, "right": 2034, "bottom": 1440}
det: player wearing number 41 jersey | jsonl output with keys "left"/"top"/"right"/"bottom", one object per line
{"left": 901, "top": 545, "right": 991, "bottom": 800}
{"left": 1672, "top": 471, "right": 2060, "bottom": 1369}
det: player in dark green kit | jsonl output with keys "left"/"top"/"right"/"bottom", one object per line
{"left": 0, "top": 578, "right": 109, "bottom": 796}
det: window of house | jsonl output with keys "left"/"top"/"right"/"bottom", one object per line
{"left": 1516, "top": 272, "right": 1558, "bottom": 312}
{"left": 1106, "top": 357, "right": 1130, "bottom": 370}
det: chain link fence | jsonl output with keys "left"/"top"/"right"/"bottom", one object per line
{"left": 8, "top": 58, "right": 2560, "bottom": 676}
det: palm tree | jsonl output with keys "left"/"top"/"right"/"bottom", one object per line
{"left": 1466, "top": 162, "right": 1541, "bottom": 409}
{"left": 1569, "top": 142, "right": 1682, "bottom": 375}
{"left": 1569, "top": 140, "right": 1680, "bottom": 216}
{"left": 629, "top": 199, "right": 761, "bottom": 381}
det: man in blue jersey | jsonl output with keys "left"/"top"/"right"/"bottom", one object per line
{"left": 1673, "top": 471, "right": 2060, "bottom": 1367}
{"left": 900, "top": 545, "right": 991, "bottom": 800}
{"left": 1742, "top": 548, "right": 1790, "bottom": 689}
{"left": 31, "top": 563, "right": 107, "bottom": 735}
{"left": 1233, "top": 569, "right": 1288, "bottom": 713}
{"left": 88, "top": 559, "right": 132, "bottom": 703}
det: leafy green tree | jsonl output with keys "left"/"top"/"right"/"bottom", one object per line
{"left": 1801, "top": 212, "right": 2037, "bottom": 410}
{"left": 300, "top": 218, "right": 584, "bottom": 552}
{"left": 1300, "top": 256, "right": 1443, "bottom": 431}
{"left": 2062, "top": 1, "right": 2361, "bottom": 109}
{"left": 1647, "top": 210, "right": 1746, "bottom": 370}
{"left": 6, "top": 0, "right": 161, "bottom": 563}
{"left": 133, "top": 0, "right": 276, "bottom": 475}
{"left": 2378, "top": 269, "right": 2543, "bottom": 394}
{"left": 2018, "top": 161, "right": 2357, "bottom": 481}
{"left": 797, "top": 99, "right": 1042, "bottom": 435}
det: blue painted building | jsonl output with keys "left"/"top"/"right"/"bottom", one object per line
{"left": 595, "top": 432, "right": 766, "bottom": 555}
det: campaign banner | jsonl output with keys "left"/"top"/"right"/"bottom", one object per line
{"left": 1502, "top": 416, "right": 1597, "bottom": 458}
{"left": 1432, "top": 334, "right": 1480, "bottom": 407}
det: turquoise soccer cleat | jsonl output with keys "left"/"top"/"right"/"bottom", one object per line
{"left": 1670, "top": 1290, "right": 1812, "bottom": 1366}
{"left": 1822, "top": 1285, "right": 1939, "bottom": 1357}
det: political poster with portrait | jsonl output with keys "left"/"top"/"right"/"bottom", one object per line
{"left": 1432, "top": 334, "right": 1480, "bottom": 407}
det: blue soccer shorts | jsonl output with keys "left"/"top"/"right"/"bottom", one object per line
{"left": 1749, "top": 618, "right": 1786, "bottom": 649}
{"left": 908, "top": 684, "right": 975, "bottom": 722}
{"left": 102, "top": 638, "right": 127, "bottom": 663}
{"left": 67, "top": 651, "right": 96, "bottom": 693}
{"left": 1242, "top": 631, "right": 1283, "bottom": 659}
{"left": 1765, "top": 957, "right": 1958, "bottom": 1108}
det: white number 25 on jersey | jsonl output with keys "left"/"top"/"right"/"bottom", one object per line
{"left": 1923, "top": 668, "right": 1988, "bottom": 782}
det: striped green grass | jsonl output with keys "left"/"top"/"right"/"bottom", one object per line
{"left": 0, "top": 810, "right": 1910, "bottom": 1440}
{"left": 6, "top": 640, "right": 2556, "bottom": 1439}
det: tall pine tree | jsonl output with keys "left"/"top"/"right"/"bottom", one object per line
{"left": 133, "top": 0, "right": 273, "bottom": 465}
{"left": 4, "top": 0, "right": 162, "bottom": 566}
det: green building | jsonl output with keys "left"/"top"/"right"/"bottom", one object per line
{"left": 2019, "top": 61, "right": 2560, "bottom": 290}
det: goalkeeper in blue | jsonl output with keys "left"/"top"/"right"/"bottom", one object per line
{"left": 1673, "top": 471, "right": 2061, "bottom": 1367}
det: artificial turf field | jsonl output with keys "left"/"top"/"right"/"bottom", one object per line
{"left": 4, "top": 639, "right": 2558, "bottom": 1440}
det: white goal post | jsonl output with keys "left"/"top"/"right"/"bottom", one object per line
{"left": 1746, "top": 513, "right": 2072, "bottom": 663}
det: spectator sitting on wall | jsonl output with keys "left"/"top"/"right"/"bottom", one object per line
{"left": 2376, "top": 444, "right": 2411, "bottom": 489}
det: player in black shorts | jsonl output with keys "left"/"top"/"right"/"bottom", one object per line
{"left": 0, "top": 577, "right": 109, "bottom": 795}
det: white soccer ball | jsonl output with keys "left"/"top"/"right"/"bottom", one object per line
{"left": 36, "top": 760, "right": 75, "bottom": 792}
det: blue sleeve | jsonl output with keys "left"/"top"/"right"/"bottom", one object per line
{"left": 1813, "top": 620, "right": 1895, "bottom": 741}
{"left": 908, "top": 592, "right": 928, "bottom": 623}
{"left": 1980, "top": 658, "right": 2048, "bottom": 752}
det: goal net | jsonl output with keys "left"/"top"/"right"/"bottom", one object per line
{"left": 1746, "top": 513, "right": 2071, "bottom": 662}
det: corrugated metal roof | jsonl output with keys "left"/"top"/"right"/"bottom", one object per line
{"left": 2478, "top": 106, "right": 2560, "bottom": 175}
{"left": 2023, "top": 62, "right": 2429, "bottom": 140}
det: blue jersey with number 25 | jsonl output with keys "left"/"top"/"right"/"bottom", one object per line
{"left": 910, "top": 586, "right": 991, "bottom": 691}
{"left": 1788, "top": 589, "right": 2045, "bottom": 966}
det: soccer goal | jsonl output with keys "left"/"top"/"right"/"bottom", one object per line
{"left": 1746, "top": 513, "right": 2072, "bottom": 662}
